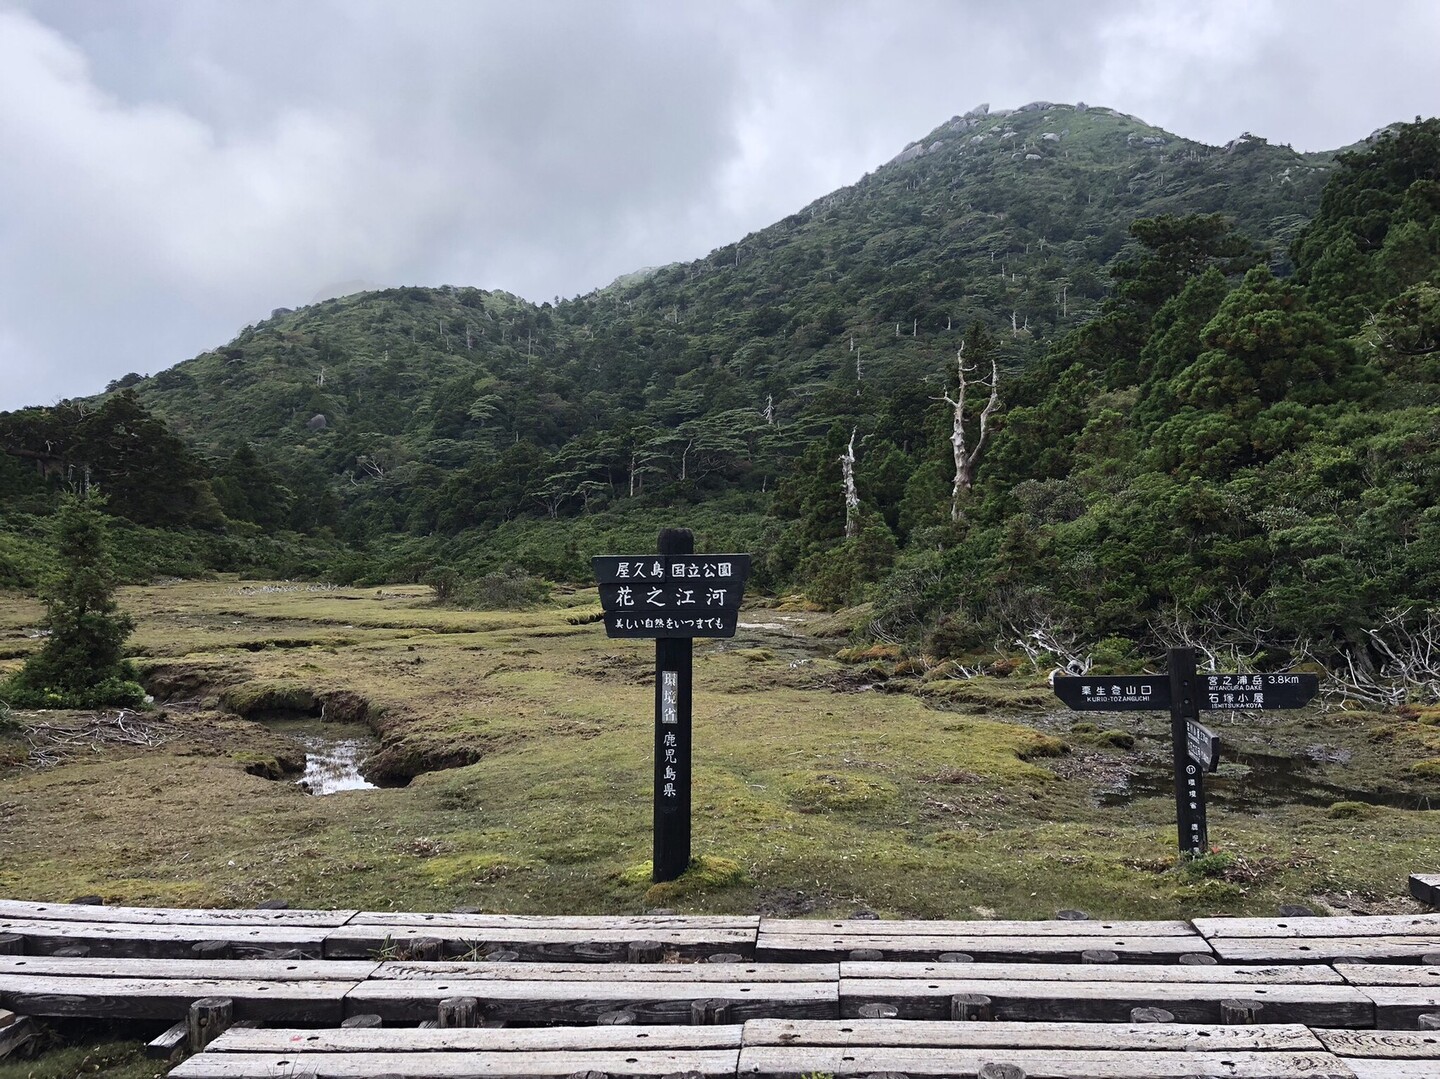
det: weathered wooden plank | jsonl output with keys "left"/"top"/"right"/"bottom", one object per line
{"left": 737, "top": 1046, "right": 1354, "bottom": 1078}
{"left": 1211, "top": 937, "right": 1440, "bottom": 964}
{"left": 0, "top": 918, "right": 324, "bottom": 959}
{"left": 743, "top": 1018, "right": 1326, "bottom": 1051}
{"left": 1410, "top": 874, "right": 1439, "bottom": 906}
{"left": 349, "top": 912, "right": 758, "bottom": 930}
{"left": 761, "top": 918, "right": 1196, "bottom": 937}
{"left": 1317, "top": 1028, "right": 1440, "bottom": 1058}
{"left": 145, "top": 1019, "right": 189, "bottom": 1059}
{"left": 1347, "top": 1063, "right": 1440, "bottom": 1079}
{"left": 758, "top": 931, "right": 1208, "bottom": 962}
{"left": 325, "top": 925, "right": 756, "bottom": 960}
{"left": 172, "top": 1049, "right": 741, "bottom": 1077}
{"left": 0, "top": 956, "right": 377, "bottom": 980}
{"left": 1357, "top": 986, "right": 1440, "bottom": 1028}
{"left": 209, "top": 1025, "right": 744, "bottom": 1052}
{"left": 842, "top": 961, "right": 1344, "bottom": 984}
{"left": 837, "top": 976, "right": 1373, "bottom": 1026}
{"left": 1196, "top": 914, "right": 1440, "bottom": 938}
{"left": 0, "top": 975, "right": 354, "bottom": 1022}
{"left": 373, "top": 961, "right": 837, "bottom": 983}
{"left": 0, "top": 1016, "right": 37, "bottom": 1061}
{"left": 1338, "top": 965, "right": 1440, "bottom": 987}
{"left": 0, "top": 900, "right": 355, "bottom": 927}
{"left": 345, "top": 978, "right": 838, "bottom": 1023}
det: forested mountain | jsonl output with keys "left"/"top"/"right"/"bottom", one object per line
{"left": 4, "top": 104, "right": 1438, "bottom": 678}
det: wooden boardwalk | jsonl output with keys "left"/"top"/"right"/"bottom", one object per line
{"left": 1, "top": 894, "right": 1438, "bottom": 1077}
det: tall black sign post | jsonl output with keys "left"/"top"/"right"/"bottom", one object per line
{"left": 1167, "top": 647, "right": 1207, "bottom": 857}
{"left": 593, "top": 529, "right": 750, "bottom": 883}
{"left": 1054, "top": 649, "right": 1318, "bottom": 859}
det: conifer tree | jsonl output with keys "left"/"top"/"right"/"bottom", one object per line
{"left": 2, "top": 494, "right": 145, "bottom": 709}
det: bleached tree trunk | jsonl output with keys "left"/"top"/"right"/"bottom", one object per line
{"left": 938, "top": 342, "right": 1001, "bottom": 522}
{"left": 839, "top": 427, "right": 860, "bottom": 539}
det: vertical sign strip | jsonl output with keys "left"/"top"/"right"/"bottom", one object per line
{"left": 653, "top": 528, "right": 694, "bottom": 883}
{"left": 1167, "top": 646, "right": 1208, "bottom": 858}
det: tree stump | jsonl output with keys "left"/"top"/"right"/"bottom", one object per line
{"left": 937, "top": 952, "right": 974, "bottom": 963}
{"left": 849, "top": 948, "right": 885, "bottom": 961}
{"left": 191, "top": 941, "right": 233, "bottom": 961}
{"left": 707, "top": 952, "right": 743, "bottom": 963}
{"left": 408, "top": 937, "right": 444, "bottom": 961}
{"left": 1421, "top": 953, "right": 1440, "bottom": 966}
{"left": 978, "top": 1065, "right": 1026, "bottom": 1079}
{"left": 255, "top": 899, "right": 290, "bottom": 910}
{"left": 437, "top": 996, "right": 481, "bottom": 1028}
{"left": 1419, "top": 1013, "right": 1440, "bottom": 1030}
{"left": 690, "top": 998, "right": 732, "bottom": 1025}
{"left": 951, "top": 993, "right": 992, "bottom": 1021}
{"left": 598, "top": 1009, "right": 638, "bottom": 1026}
{"left": 1056, "top": 909, "right": 1090, "bottom": 920}
{"left": 52, "top": 945, "right": 90, "bottom": 958}
{"left": 627, "top": 940, "right": 665, "bottom": 963}
{"left": 484, "top": 950, "right": 520, "bottom": 963}
{"left": 1178, "top": 952, "right": 1218, "bottom": 965}
{"left": 1081, "top": 949, "right": 1118, "bottom": 964}
{"left": 1131, "top": 1007, "right": 1175, "bottom": 1023}
{"left": 70, "top": 895, "right": 104, "bottom": 906}
{"left": 1220, "top": 998, "right": 1263, "bottom": 1025}
{"left": 187, "top": 997, "right": 234, "bottom": 1053}
{"left": 0, "top": 936, "right": 23, "bottom": 956}
{"left": 342, "top": 1014, "right": 382, "bottom": 1028}
{"left": 857, "top": 1002, "right": 899, "bottom": 1019}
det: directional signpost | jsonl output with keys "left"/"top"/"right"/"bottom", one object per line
{"left": 1054, "top": 648, "right": 1319, "bottom": 858}
{"left": 593, "top": 530, "right": 751, "bottom": 883}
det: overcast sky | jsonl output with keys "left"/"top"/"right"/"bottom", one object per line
{"left": 1, "top": 0, "right": 1437, "bottom": 412}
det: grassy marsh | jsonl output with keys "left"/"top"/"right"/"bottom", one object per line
{"left": 0, "top": 579, "right": 1436, "bottom": 920}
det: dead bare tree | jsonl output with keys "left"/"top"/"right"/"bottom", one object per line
{"left": 936, "top": 340, "right": 1000, "bottom": 522}
{"left": 1313, "top": 608, "right": 1440, "bottom": 707}
{"left": 839, "top": 427, "right": 860, "bottom": 538}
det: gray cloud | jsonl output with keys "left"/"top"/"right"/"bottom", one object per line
{"left": 1, "top": 0, "right": 1436, "bottom": 410}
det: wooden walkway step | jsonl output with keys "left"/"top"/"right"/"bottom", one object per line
{"left": 756, "top": 917, "right": 1208, "bottom": 963}
{"left": 739, "top": 1019, "right": 1352, "bottom": 1077}
{"left": 172, "top": 1024, "right": 743, "bottom": 1078}
{"left": 1318, "top": 1029, "right": 1440, "bottom": 1079}
{"left": 347, "top": 961, "right": 838, "bottom": 1023}
{"left": 839, "top": 961, "right": 1372, "bottom": 1025}
{"left": 323, "top": 920, "right": 758, "bottom": 961}
{"left": 1409, "top": 874, "right": 1440, "bottom": 907}
{"left": 0, "top": 899, "right": 357, "bottom": 927}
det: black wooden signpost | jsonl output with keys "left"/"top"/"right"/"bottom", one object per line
{"left": 1054, "top": 648, "right": 1319, "bottom": 858}
{"left": 593, "top": 529, "right": 751, "bottom": 883}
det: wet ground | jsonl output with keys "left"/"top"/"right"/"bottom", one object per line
{"left": 266, "top": 718, "right": 378, "bottom": 794}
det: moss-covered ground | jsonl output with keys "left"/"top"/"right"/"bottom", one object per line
{"left": 0, "top": 579, "right": 1436, "bottom": 922}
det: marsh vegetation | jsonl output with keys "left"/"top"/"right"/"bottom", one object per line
{"left": 1, "top": 580, "right": 1434, "bottom": 920}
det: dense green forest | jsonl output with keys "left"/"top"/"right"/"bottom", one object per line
{"left": 3, "top": 104, "right": 1438, "bottom": 688}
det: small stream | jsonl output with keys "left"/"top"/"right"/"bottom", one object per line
{"left": 269, "top": 719, "right": 378, "bottom": 794}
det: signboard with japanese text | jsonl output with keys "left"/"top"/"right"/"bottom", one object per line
{"left": 593, "top": 534, "right": 752, "bottom": 883}
{"left": 1053, "top": 677, "right": 1171, "bottom": 711}
{"left": 1200, "top": 672, "right": 1319, "bottom": 711}
{"left": 603, "top": 611, "right": 740, "bottom": 638}
{"left": 593, "top": 555, "right": 751, "bottom": 586}
{"left": 1052, "top": 649, "right": 1318, "bottom": 860}
{"left": 1186, "top": 719, "right": 1220, "bottom": 772}
{"left": 594, "top": 554, "right": 750, "bottom": 640}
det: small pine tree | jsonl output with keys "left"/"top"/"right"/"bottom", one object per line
{"left": 2, "top": 494, "right": 145, "bottom": 709}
